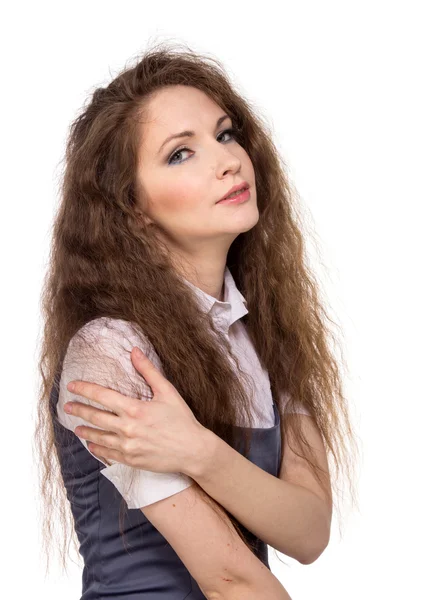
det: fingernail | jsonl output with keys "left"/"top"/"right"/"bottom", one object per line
{"left": 67, "top": 382, "right": 76, "bottom": 392}
{"left": 64, "top": 403, "right": 72, "bottom": 413}
{"left": 133, "top": 347, "right": 143, "bottom": 357}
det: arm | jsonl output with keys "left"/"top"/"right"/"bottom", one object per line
{"left": 141, "top": 483, "right": 292, "bottom": 600}
{"left": 60, "top": 318, "right": 291, "bottom": 597}
{"left": 185, "top": 418, "right": 332, "bottom": 565}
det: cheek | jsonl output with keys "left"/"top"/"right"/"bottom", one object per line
{"left": 154, "top": 178, "right": 205, "bottom": 212}
{"left": 243, "top": 152, "right": 255, "bottom": 178}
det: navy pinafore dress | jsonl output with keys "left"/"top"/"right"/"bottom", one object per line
{"left": 50, "top": 370, "right": 282, "bottom": 599}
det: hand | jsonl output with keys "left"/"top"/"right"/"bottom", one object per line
{"left": 63, "top": 346, "right": 205, "bottom": 474}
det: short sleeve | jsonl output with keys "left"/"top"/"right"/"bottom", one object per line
{"left": 278, "top": 390, "right": 311, "bottom": 416}
{"left": 57, "top": 317, "right": 195, "bottom": 509}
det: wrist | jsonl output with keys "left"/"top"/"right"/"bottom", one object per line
{"left": 183, "top": 423, "right": 218, "bottom": 481}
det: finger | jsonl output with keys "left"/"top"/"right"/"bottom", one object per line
{"left": 75, "top": 425, "right": 120, "bottom": 450}
{"left": 67, "top": 380, "right": 138, "bottom": 416}
{"left": 87, "top": 442, "right": 127, "bottom": 465}
{"left": 130, "top": 347, "right": 170, "bottom": 393}
{"left": 64, "top": 399, "right": 120, "bottom": 432}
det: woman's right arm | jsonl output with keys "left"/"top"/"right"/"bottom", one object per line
{"left": 141, "top": 483, "right": 292, "bottom": 600}
{"left": 220, "top": 574, "right": 292, "bottom": 600}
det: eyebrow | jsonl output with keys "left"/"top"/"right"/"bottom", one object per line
{"left": 157, "top": 114, "right": 231, "bottom": 157}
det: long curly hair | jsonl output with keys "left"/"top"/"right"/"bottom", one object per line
{"left": 33, "top": 40, "right": 360, "bottom": 577}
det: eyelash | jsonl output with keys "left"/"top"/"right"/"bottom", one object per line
{"left": 167, "top": 128, "right": 240, "bottom": 165}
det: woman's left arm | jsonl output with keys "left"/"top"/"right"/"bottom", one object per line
{"left": 185, "top": 423, "right": 332, "bottom": 565}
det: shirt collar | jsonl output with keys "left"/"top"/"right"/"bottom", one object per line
{"left": 181, "top": 266, "right": 248, "bottom": 335}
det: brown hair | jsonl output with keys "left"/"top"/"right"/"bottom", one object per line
{"left": 34, "top": 39, "right": 360, "bottom": 577}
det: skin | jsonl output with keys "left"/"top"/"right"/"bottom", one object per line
{"left": 135, "top": 84, "right": 259, "bottom": 301}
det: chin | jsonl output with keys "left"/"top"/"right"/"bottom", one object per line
{"left": 231, "top": 207, "right": 260, "bottom": 235}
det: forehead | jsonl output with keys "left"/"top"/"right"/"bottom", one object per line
{"left": 140, "top": 86, "right": 227, "bottom": 141}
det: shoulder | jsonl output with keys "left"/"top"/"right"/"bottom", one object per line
{"left": 70, "top": 316, "right": 146, "bottom": 346}
{"left": 66, "top": 317, "right": 157, "bottom": 362}
{"left": 62, "top": 317, "right": 162, "bottom": 399}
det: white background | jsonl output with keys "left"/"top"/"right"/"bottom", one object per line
{"left": 1, "top": 1, "right": 438, "bottom": 598}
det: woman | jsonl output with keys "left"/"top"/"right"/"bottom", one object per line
{"left": 34, "top": 42, "right": 359, "bottom": 599}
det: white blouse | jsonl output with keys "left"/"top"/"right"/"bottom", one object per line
{"left": 56, "top": 267, "right": 310, "bottom": 509}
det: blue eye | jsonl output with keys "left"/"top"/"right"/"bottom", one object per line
{"left": 167, "top": 128, "right": 239, "bottom": 165}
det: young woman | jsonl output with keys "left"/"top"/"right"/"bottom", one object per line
{"left": 34, "top": 42, "right": 359, "bottom": 599}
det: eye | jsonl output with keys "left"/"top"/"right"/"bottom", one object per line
{"left": 167, "top": 128, "right": 240, "bottom": 165}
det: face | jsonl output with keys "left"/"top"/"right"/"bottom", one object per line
{"left": 135, "top": 85, "right": 258, "bottom": 259}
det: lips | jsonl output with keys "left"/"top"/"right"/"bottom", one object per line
{"left": 218, "top": 181, "right": 250, "bottom": 203}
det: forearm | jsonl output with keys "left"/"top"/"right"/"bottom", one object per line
{"left": 185, "top": 427, "right": 330, "bottom": 564}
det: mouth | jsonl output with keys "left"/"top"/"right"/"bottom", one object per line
{"left": 217, "top": 182, "right": 250, "bottom": 203}
{"left": 216, "top": 186, "right": 251, "bottom": 206}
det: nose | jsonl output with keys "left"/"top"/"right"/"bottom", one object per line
{"left": 215, "top": 144, "right": 241, "bottom": 178}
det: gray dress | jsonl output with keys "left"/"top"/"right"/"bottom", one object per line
{"left": 50, "top": 370, "right": 282, "bottom": 599}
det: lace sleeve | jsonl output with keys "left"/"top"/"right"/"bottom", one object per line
{"left": 57, "top": 317, "right": 194, "bottom": 509}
